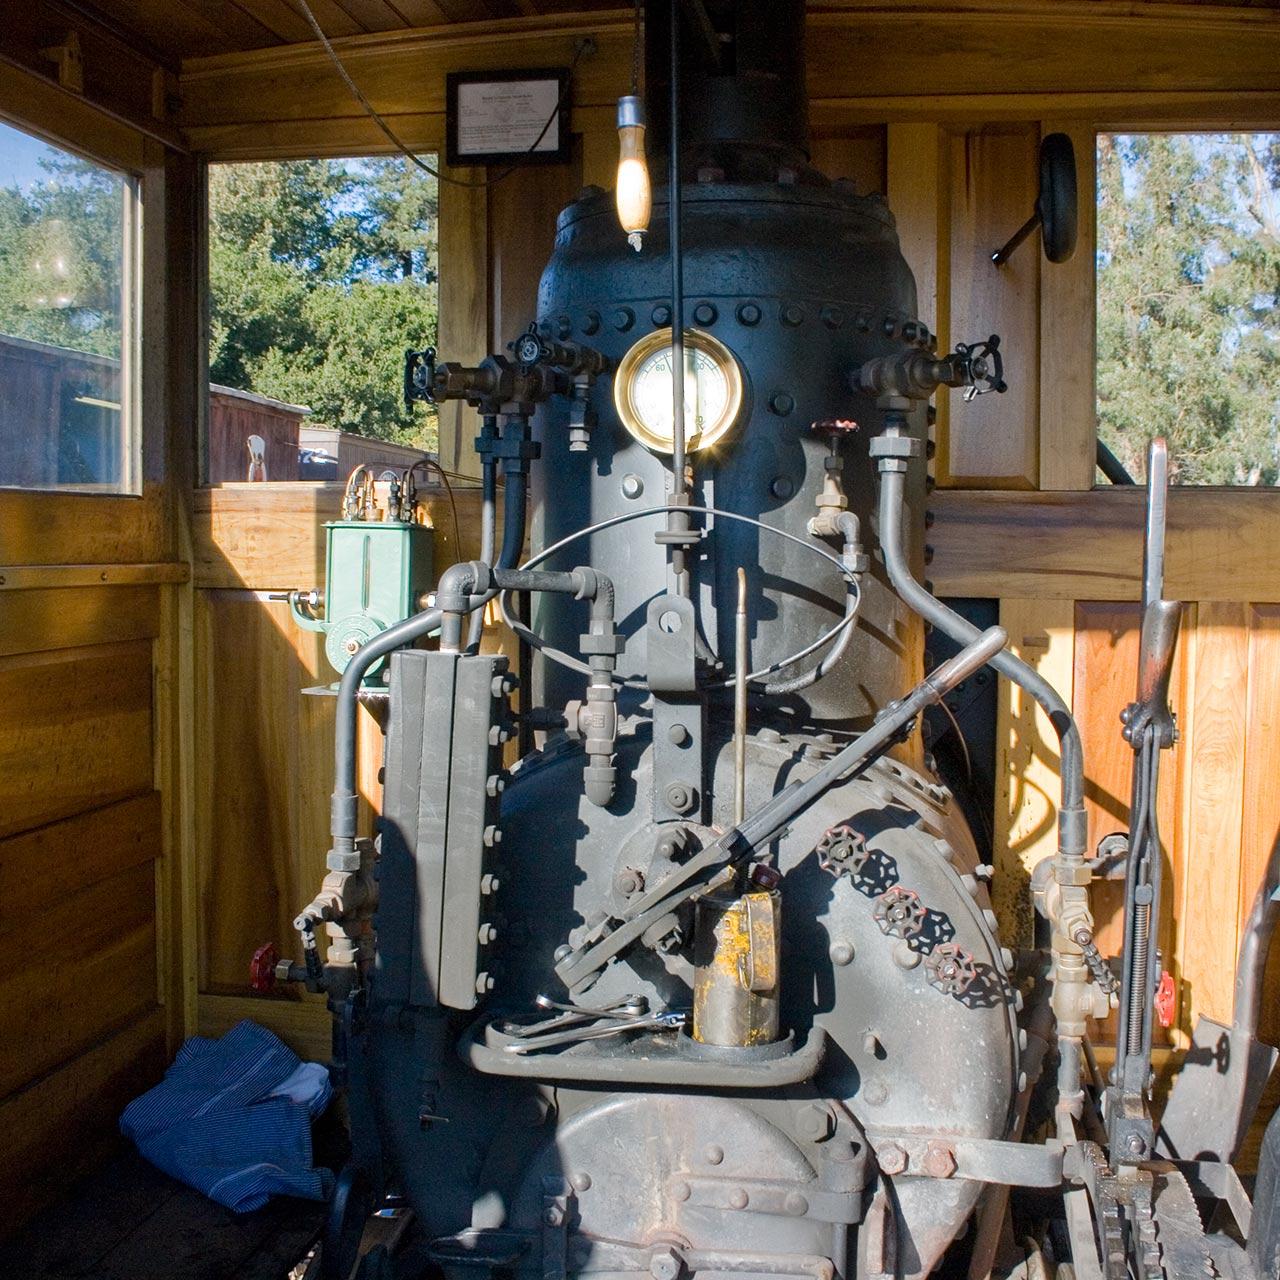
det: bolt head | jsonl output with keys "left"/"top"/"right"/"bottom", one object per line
{"left": 728, "top": 1188, "right": 749, "bottom": 1210}
{"left": 665, "top": 783, "right": 694, "bottom": 813}
{"left": 863, "top": 1080, "right": 888, "bottom": 1106}
{"left": 704, "top": 1144, "right": 724, "bottom": 1166}
{"left": 649, "top": 1246, "right": 682, "bottom": 1280}
{"left": 922, "top": 1141, "right": 957, "bottom": 1179}
{"left": 615, "top": 869, "right": 642, "bottom": 896}
{"left": 797, "top": 1102, "right": 835, "bottom": 1141}
{"left": 784, "top": 1192, "right": 809, "bottom": 1216}
{"left": 878, "top": 1142, "right": 908, "bottom": 1176}
{"left": 671, "top": 1179, "right": 691, "bottom": 1202}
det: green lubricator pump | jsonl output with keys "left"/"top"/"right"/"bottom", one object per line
{"left": 286, "top": 462, "right": 436, "bottom": 686}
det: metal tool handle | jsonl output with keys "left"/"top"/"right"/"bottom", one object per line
{"left": 1236, "top": 833, "right": 1280, "bottom": 1034}
{"left": 1142, "top": 437, "right": 1169, "bottom": 611}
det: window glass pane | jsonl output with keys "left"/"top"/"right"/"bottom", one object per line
{"left": 207, "top": 158, "right": 438, "bottom": 483}
{"left": 1097, "top": 132, "right": 1280, "bottom": 485}
{"left": 0, "top": 119, "right": 138, "bottom": 492}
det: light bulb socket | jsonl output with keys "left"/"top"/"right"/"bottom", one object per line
{"left": 617, "top": 94, "right": 645, "bottom": 131}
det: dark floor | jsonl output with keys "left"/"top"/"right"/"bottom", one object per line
{"left": 0, "top": 1145, "right": 326, "bottom": 1280}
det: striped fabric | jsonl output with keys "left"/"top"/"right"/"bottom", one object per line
{"left": 121, "top": 1019, "right": 334, "bottom": 1213}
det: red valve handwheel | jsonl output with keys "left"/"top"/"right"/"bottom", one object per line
{"left": 1154, "top": 969, "right": 1177, "bottom": 1029}
{"left": 250, "top": 941, "right": 279, "bottom": 994}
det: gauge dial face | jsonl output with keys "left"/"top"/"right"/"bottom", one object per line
{"left": 614, "top": 328, "right": 744, "bottom": 452}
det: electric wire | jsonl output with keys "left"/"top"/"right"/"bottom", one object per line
{"left": 293, "top": 0, "right": 587, "bottom": 190}
{"left": 407, "top": 457, "right": 461, "bottom": 559}
{"left": 496, "top": 504, "right": 862, "bottom": 691}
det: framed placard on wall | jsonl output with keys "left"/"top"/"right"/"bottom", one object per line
{"left": 446, "top": 69, "right": 571, "bottom": 168}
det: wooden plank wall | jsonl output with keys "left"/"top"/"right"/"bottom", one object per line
{"left": 0, "top": 480, "right": 175, "bottom": 1226}
{"left": 0, "top": 57, "right": 199, "bottom": 1232}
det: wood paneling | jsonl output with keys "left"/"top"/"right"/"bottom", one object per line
{"left": 0, "top": 793, "right": 162, "bottom": 934}
{"left": 0, "top": 584, "right": 160, "bottom": 659}
{"left": 1176, "top": 603, "right": 1251, "bottom": 1027}
{"left": 490, "top": 162, "right": 581, "bottom": 350}
{"left": 193, "top": 481, "right": 485, "bottom": 588}
{"left": 0, "top": 487, "right": 170, "bottom": 569}
{"left": 198, "top": 991, "right": 332, "bottom": 1063}
{"left": 992, "top": 599, "right": 1075, "bottom": 945}
{"left": 194, "top": 589, "right": 342, "bottom": 992}
{"left": 0, "top": 1009, "right": 167, "bottom": 1231}
{"left": 0, "top": 861, "right": 158, "bottom": 1097}
{"left": 1038, "top": 121, "right": 1097, "bottom": 491}
{"left": 887, "top": 123, "right": 946, "bottom": 340}
{"left": 0, "top": 641, "right": 155, "bottom": 839}
{"left": 944, "top": 126, "right": 1040, "bottom": 488}
{"left": 929, "top": 488, "right": 1280, "bottom": 603}
{"left": 437, "top": 167, "right": 491, "bottom": 479}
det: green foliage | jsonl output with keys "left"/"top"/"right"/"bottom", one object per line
{"left": 1097, "top": 133, "right": 1280, "bottom": 485}
{"left": 207, "top": 158, "right": 439, "bottom": 447}
{"left": 0, "top": 151, "right": 125, "bottom": 358}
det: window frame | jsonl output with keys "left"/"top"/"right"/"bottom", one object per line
{"left": 1091, "top": 125, "right": 1280, "bottom": 490}
{"left": 0, "top": 109, "right": 144, "bottom": 497}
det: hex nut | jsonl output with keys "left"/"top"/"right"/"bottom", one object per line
{"left": 649, "top": 1247, "right": 683, "bottom": 1280}
{"left": 797, "top": 1102, "right": 835, "bottom": 1141}
{"left": 922, "top": 1141, "right": 957, "bottom": 1179}
{"left": 878, "top": 1143, "right": 908, "bottom": 1176}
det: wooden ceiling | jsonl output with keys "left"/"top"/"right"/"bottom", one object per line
{"left": 74, "top": 0, "right": 1280, "bottom": 67}
{"left": 79, "top": 0, "right": 622, "bottom": 63}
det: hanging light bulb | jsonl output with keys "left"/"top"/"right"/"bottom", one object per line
{"left": 615, "top": 94, "right": 651, "bottom": 252}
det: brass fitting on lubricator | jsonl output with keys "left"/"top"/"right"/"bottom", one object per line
{"left": 1032, "top": 856, "right": 1115, "bottom": 1117}
{"left": 293, "top": 836, "right": 380, "bottom": 996}
{"left": 808, "top": 420, "right": 869, "bottom": 571}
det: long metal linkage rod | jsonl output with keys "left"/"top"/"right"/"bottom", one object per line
{"left": 665, "top": 0, "right": 690, "bottom": 592}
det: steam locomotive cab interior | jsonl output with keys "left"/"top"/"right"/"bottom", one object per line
{"left": 3, "top": 3, "right": 1280, "bottom": 1279}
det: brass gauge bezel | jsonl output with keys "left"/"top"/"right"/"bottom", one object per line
{"left": 613, "top": 326, "right": 745, "bottom": 453}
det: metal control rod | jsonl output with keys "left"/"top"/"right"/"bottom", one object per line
{"left": 555, "top": 624, "right": 1008, "bottom": 989}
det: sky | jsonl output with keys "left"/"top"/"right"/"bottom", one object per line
{"left": 0, "top": 120, "right": 67, "bottom": 190}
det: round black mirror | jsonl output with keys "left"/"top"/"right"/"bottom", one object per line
{"left": 1037, "top": 132, "right": 1078, "bottom": 264}
{"left": 990, "top": 131, "right": 1080, "bottom": 267}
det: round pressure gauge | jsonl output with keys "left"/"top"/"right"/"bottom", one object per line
{"left": 613, "top": 327, "right": 744, "bottom": 453}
